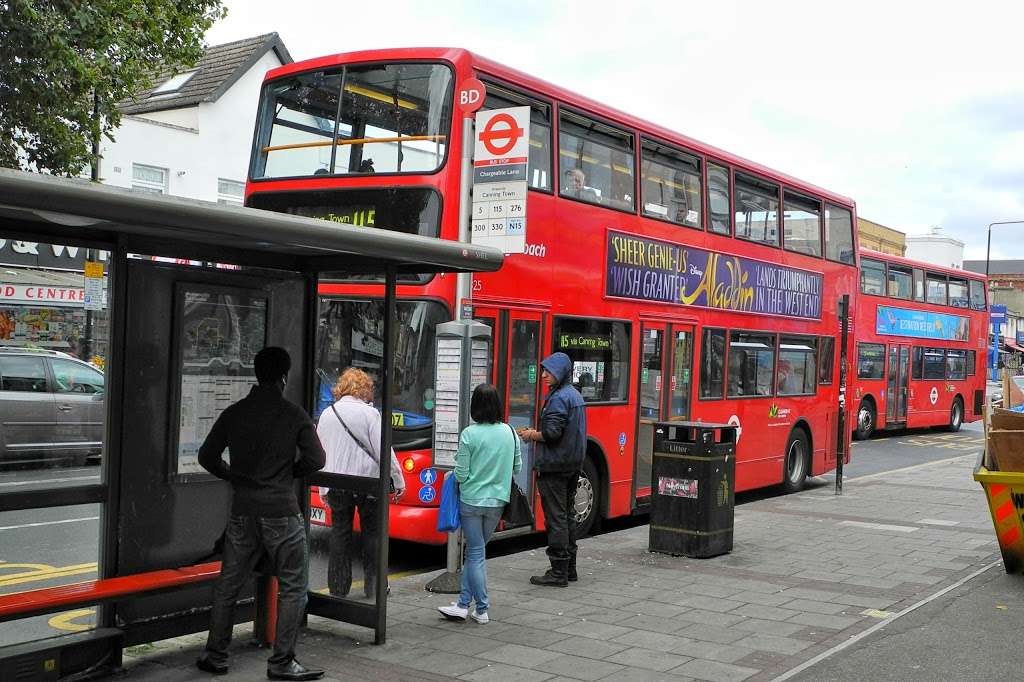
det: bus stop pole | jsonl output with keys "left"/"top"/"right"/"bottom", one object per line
{"left": 835, "top": 294, "right": 850, "bottom": 495}
{"left": 442, "top": 115, "right": 476, "bottom": 586}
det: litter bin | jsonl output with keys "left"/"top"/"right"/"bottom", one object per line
{"left": 649, "top": 421, "right": 736, "bottom": 558}
{"left": 973, "top": 454, "right": 1024, "bottom": 574}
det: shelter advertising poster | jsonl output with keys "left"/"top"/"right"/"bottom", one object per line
{"left": 175, "top": 287, "right": 267, "bottom": 477}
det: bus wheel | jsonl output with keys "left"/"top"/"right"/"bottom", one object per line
{"left": 854, "top": 400, "right": 875, "bottom": 441}
{"left": 573, "top": 457, "right": 601, "bottom": 538}
{"left": 946, "top": 398, "right": 963, "bottom": 432}
{"left": 781, "top": 429, "right": 809, "bottom": 494}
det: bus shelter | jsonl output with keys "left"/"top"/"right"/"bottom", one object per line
{"left": 0, "top": 168, "right": 502, "bottom": 678}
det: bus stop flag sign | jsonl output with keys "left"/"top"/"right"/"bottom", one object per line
{"left": 471, "top": 106, "right": 530, "bottom": 255}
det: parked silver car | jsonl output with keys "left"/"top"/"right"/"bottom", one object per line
{"left": 0, "top": 347, "right": 104, "bottom": 466}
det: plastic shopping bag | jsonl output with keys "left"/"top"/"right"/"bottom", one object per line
{"left": 436, "top": 472, "right": 461, "bottom": 533}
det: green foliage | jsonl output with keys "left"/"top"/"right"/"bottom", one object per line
{"left": 0, "top": 0, "right": 227, "bottom": 177}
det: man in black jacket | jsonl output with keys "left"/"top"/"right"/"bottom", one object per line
{"left": 195, "top": 347, "right": 326, "bottom": 681}
{"left": 518, "top": 352, "right": 587, "bottom": 587}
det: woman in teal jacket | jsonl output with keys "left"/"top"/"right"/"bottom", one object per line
{"left": 438, "top": 384, "right": 522, "bottom": 624}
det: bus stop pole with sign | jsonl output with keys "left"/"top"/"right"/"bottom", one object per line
{"left": 427, "top": 92, "right": 482, "bottom": 593}
{"left": 991, "top": 305, "right": 1007, "bottom": 381}
{"left": 835, "top": 294, "right": 850, "bottom": 495}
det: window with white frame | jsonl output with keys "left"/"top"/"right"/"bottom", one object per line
{"left": 217, "top": 179, "right": 245, "bottom": 206}
{"left": 131, "top": 164, "right": 168, "bottom": 194}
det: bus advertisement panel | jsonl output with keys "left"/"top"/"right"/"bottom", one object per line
{"left": 852, "top": 250, "right": 988, "bottom": 440}
{"left": 247, "top": 48, "right": 859, "bottom": 544}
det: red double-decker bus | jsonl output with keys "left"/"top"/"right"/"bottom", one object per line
{"left": 245, "top": 48, "right": 859, "bottom": 544}
{"left": 852, "top": 249, "right": 988, "bottom": 440}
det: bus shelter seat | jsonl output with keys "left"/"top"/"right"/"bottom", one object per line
{"left": 0, "top": 561, "right": 222, "bottom": 624}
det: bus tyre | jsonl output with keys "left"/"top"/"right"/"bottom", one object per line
{"left": 947, "top": 398, "right": 963, "bottom": 432}
{"left": 573, "top": 457, "right": 601, "bottom": 538}
{"left": 854, "top": 400, "right": 875, "bottom": 441}
{"left": 781, "top": 429, "right": 809, "bottom": 494}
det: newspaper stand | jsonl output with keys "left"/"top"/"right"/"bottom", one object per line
{"left": 649, "top": 422, "right": 736, "bottom": 558}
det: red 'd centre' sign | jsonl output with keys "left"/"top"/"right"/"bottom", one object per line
{"left": 0, "top": 284, "right": 86, "bottom": 305}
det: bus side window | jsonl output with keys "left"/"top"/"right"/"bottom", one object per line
{"left": 734, "top": 173, "right": 779, "bottom": 247}
{"left": 912, "top": 347, "right": 923, "bottom": 379}
{"left": 559, "top": 109, "right": 635, "bottom": 211}
{"left": 824, "top": 204, "right": 854, "bottom": 264}
{"left": 782, "top": 191, "right": 822, "bottom": 257}
{"left": 818, "top": 337, "right": 834, "bottom": 384}
{"left": 708, "top": 163, "right": 731, "bottom": 235}
{"left": 967, "top": 350, "right": 976, "bottom": 376}
{"left": 640, "top": 138, "right": 701, "bottom": 230}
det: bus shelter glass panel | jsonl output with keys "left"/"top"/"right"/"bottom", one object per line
{"left": 308, "top": 480, "right": 387, "bottom": 605}
{"left": 0, "top": 503, "right": 100, "bottom": 646}
{"left": 0, "top": 241, "right": 110, "bottom": 487}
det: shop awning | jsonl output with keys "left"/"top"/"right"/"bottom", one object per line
{"left": 0, "top": 168, "right": 504, "bottom": 275}
{"left": 1005, "top": 338, "right": 1024, "bottom": 353}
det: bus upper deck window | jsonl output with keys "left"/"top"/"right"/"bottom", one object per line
{"left": 734, "top": 173, "right": 779, "bottom": 247}
{"left": 559, "top": 110, "right": 635, "bottom": 212}
{"left": 640, "top": 139, "right": 701, "bottom": 229}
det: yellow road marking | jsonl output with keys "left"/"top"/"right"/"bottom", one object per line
{"left": 48, "top": 609, "right": 95, "bottom": 632}
{"left": 313, "top": 568, "right": 427, "bottom": 595}
{"left": 0, "top": 562, "right": 97, "bottom": 589}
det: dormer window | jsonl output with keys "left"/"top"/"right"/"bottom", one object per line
{"left": 152, "top": 70, "right": 197, "bottom": 95}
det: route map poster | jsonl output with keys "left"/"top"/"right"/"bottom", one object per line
{"left": 174, "top": 286, "right": 267, "bottom": 477}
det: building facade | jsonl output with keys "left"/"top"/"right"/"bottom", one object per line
{"left": 857, "top": 218, "right": 906, "bottom": 256}
{"left": 964, "top": 259, "right": 1024, "bottom": 369}
{"left": 906, "top": 228, "right": 965, "bottom": 269}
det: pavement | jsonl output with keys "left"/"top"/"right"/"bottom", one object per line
{"left": 118, "top": 451, "right": 1021, "bottom": 682}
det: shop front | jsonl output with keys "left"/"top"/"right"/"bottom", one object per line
{"left": 0, "top": 266, "right": 109, "bottom": 363}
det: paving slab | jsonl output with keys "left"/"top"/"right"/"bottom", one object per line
{"left": 119, "top": 452, "right": 1000, "bottom": 682}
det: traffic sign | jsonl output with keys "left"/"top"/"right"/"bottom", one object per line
{"left": 471, "top": 106, "right": 530, "bottom": 255}
{"left": 457, "top": 78, "right": 486, "bottom": 114}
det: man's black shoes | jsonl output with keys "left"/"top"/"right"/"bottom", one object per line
{"left": 267, "top": 659, "right": 325, "bottom": 681}
{"left": 195, "top": 657, "right": 229, "bottom": 675}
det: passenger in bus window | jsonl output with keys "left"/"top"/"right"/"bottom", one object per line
{"left": 563, "top": 168, "right": 600, "bottom": 203}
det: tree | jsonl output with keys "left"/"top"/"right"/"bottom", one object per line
{"left": 0, "top": 0, "right": 226, "bottom": 177}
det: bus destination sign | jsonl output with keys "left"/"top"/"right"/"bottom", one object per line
{"left": 605, "top": 230, "right": 823, "bottom": 320}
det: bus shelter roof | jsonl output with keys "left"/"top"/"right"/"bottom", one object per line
{"left": 0, "top": 168, "right": 503, "bottom": 275}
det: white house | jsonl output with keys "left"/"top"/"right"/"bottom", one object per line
{"left": 906, "top": 227, "right": 965, "bottom": 270}
{"left": 98, "top": 33, "right": 292, "bottom": 203}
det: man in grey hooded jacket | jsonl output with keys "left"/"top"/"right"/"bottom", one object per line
{"left": 518, "top": 352, "right": 587, "bottom": 586}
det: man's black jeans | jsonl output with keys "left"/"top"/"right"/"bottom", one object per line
{"left": 204, "top": 514, "right": 308, "bottom": 666}
{"left": 325, "top": 490, "right": 380, "bottom": 598}
{"left": 537, "top": 471, "right": 580, "bottom": 562}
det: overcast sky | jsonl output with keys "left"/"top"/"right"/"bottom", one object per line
{"left": 206, "top": 0, "right": 1024, "bottom": 260}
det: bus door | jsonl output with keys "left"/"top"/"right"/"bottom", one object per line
{"left": 472, "top": 306, "right": 544, "bottom": 526}
{"left": 634, "top": 322, "right": 694, "bottom": 503}
{"left": 886, "top": 344, "right": 910, "bottom": 423}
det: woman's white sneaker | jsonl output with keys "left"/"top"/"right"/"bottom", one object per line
{"left": 438, "top": 603, "right": 468, "bottom": 620}
{"left": 470, "top": 609, "right": 489, "bottom": 624}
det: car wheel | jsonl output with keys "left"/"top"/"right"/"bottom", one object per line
{"left": 573, "top": 457, "right": 601, "bottom": 538}
{"left": 854, "top": 400, "right": 875, "bottom": 441}
{"left": 947, "top": 398, "right": 963, "bottom": 432}
{"left": 781, "top": 429, "right": 809, "bottom": 494}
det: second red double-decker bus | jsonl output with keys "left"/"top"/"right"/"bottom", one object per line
{"left": 245, "top": 48, "right": 859, "bottom": 544}
{"left": 852, "top": 249, "right": 988, "bottom": 439}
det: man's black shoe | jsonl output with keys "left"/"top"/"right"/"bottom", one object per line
{"left": 196, "top": 657, "right": 229, "bottom": 675}
{"left": 267, "top": 659, "right": 325, "bottom": 681}
{"left": 530, "top": 568, "right": 568, "bottom": 587}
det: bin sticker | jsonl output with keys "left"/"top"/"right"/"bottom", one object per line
{"left": 418, "top": 485, "right": 437, "bottom": 503}
{"left": 420, "top": 468, "right": 437, "bottom": 485}
{"left": 658, "top": 476, "right": 698, "bottom": 498}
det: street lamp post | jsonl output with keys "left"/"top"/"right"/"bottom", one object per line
{"left": 985, "top": 220, "right": 1024, "bottom": 381}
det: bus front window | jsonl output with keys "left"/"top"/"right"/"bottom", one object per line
{"left": 316, "top": 299, "right": 448, "bottom": 447}
{"left": 254, "top": 63, "right": 454, "bottom": 179}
